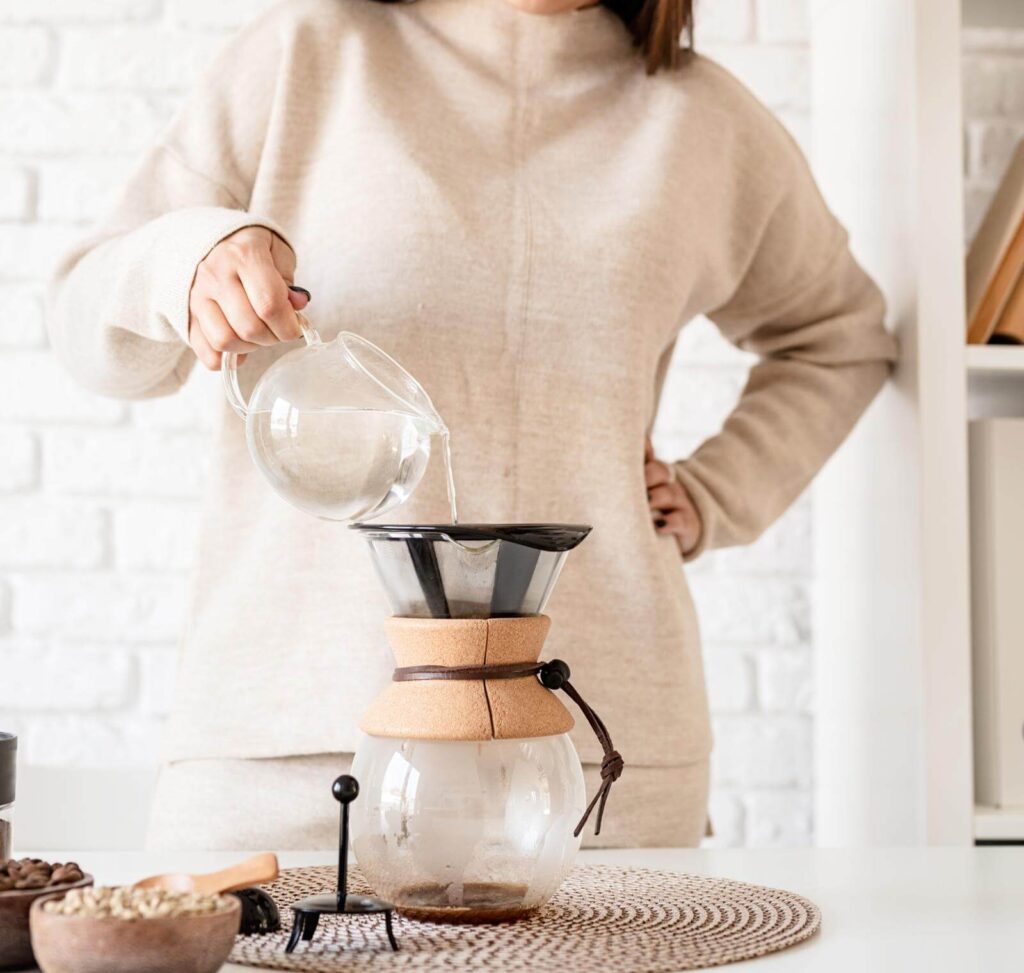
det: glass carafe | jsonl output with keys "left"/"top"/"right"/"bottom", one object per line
{"left": 222, "top": 318, "right": 445, "bottom": 522}
{"left": 350, "top": 734, "right": 586, "bottom": 923}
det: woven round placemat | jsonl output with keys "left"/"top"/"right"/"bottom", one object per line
{"left": 230, "top": 864, "right": 820, "bottom": 971}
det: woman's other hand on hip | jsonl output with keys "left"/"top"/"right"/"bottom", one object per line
{"left": 187, "top": 226, "right": 310, "bottom": 370}
{"left": 645, "top": 439, "right": 702, "bottom": 556}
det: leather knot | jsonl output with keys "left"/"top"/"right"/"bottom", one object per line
{"left": 601, "top": 750, "right": 624, "bottom": 783}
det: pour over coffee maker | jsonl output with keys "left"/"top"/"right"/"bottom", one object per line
{"left": 348, "top": 524, "right": 623, "bottom": 924}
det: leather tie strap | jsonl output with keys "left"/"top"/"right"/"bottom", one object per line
{"left": 393, "top": 659, "right": 623, "bottom": 838}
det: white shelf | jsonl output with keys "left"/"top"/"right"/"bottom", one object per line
{"left": 812, "top": 0, "right": 1024, "bottom": 846}
{"left": 974, "top": 804, "right": 1024, "bottom": 841}
{"left": 811, "top": 0, "right": 974, "bottom": 845}
{"left": 967, "top": 346, "right": 1024, "bottom": 374}
{"left": 967, "top": 346, "right": 1024, "bottom": 418}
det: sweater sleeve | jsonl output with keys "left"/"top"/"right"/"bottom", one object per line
{"left": 672, "top": 149, "right": 898, "bottom": 559}
{"left": 46, "top": 11, "right": 293, "bottom": 400}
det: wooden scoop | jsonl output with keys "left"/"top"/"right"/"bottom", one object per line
{"left": 134, "top": 852, "right": 279, "bottom": 895}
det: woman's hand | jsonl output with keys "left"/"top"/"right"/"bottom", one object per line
{"left": 187, "top": 226, "right": 311, "bottom": 370}
{"left": 645, "top": 440, "right": 703, "bottom": 555}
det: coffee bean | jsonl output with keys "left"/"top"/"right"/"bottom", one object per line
{"left": 1, "top": 858, "right": 87, "bottom": 893}
{"left": 51, "top": 865, "right": 82, "bottom": 885}
{"left": 15, "top": 874, "right": 47, "bottom": 889}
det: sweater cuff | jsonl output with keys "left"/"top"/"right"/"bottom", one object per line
{"left": 154, "top": 207, "right": 293, "bottom": 344}
{"left": 671, "top": 461, "right": 718, "bottom": 563}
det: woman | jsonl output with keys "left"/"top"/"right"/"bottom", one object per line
{"left": 48, "top": 0, "right": 896, "bottom": 849}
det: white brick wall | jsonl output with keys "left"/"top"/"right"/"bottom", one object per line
{"left": 0, "top": 0, "right": 937, "bottom": 850}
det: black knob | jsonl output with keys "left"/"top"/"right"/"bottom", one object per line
{"left": 539, "top": 659, "right": 571, "bottom": 690}
{"left": 332, "top": 775, "right": 359, "bottom": 804}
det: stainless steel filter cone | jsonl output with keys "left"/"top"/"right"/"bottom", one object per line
{"left": 350, "top": 524, "right": 591, "bottom": 619}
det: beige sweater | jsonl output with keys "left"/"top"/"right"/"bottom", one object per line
{"left": 48, "top": 0, "right": 896, "bottom": 770}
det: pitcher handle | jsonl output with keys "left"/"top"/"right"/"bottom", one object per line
{"left": 222, "top": 311, "right": 319, "bottom": 419}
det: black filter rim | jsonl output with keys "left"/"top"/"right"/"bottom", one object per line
{"left": 350, "top": 523, "right": 592, "bottom": 553}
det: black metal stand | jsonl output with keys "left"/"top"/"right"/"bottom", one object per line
{"left": 284, "top": 775, "right": 399, "bottom": 953}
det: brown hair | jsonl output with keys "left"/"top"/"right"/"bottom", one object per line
{"left": 606, "top": 0, "right": 694, "bottom": 73}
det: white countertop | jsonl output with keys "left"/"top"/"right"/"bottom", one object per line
{"left": 26, "top": 847, "right": 1024, "bottom": 971}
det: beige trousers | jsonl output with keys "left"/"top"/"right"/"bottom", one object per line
{"left": 147, "top": 753, "right": 709, "bottom": 851}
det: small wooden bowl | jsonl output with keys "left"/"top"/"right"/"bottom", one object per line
{"left": 29, "top": 894, "right": 240, "bottom": 973}
{"left": 0, "top": 874, "right": 93, "bottom": 971}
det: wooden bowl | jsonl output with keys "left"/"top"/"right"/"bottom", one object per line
{"left": 0, "top": 875, "right": 93, "bottom": 971}
{"left": 29, "top": 894, "right": 241, "bottom": 973}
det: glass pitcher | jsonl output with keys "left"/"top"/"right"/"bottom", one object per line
{"left": 222, "top": 316, "right": 446, "bottom": 522}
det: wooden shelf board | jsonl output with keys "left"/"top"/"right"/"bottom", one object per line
{"left": 966, "top": 345, "right": 1024, "bottom": 374}
{"left": 974, "top": 804, "right": 1024, "bottom": 841}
